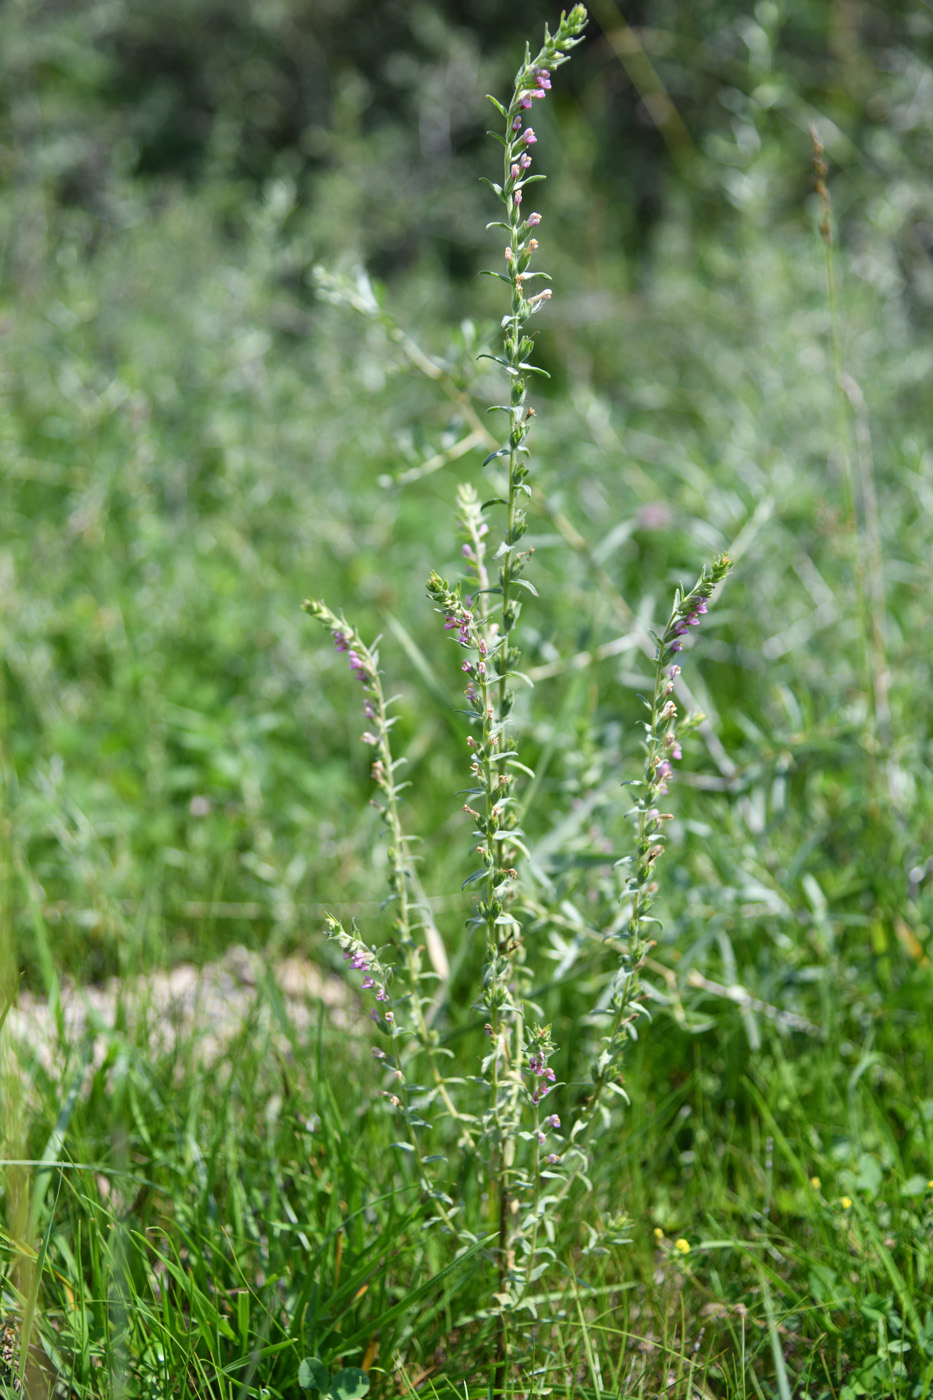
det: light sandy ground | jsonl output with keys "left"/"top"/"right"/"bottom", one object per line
{"left": 5, "top": 945, "right": 348, "bottom": 1071}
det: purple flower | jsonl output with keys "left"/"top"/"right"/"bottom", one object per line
{"left": 462, "top": 660, "right": 473, "bottom": 674}
{"left": 361, "top": 731, "right": 378, "bottom": 746}
{"left": 363, "top": 698, "right": 376, "bottom": 719}
{"left": 547, "top": 1114, "right": 560, "bottom": 1128}
{"left": 678, "top": 598, "right": 708, "bottom": 632}
{"left": 527, "top": 1055, "right": 556, "bottom": 1083}
{"left": 537, "top": 1130, "right": 546, "bottom": 1144}
{"left": 521, "top": 128, "right": 537, "bottom": 145}
{"left": 514, "top": 190, "right": 522, "bottom": 208}
{"left": 333, "top": 631, "right": 349, "bottom": 652}
{"left": 375, "top": 985, "right": 389, "bottom": 1002}
{"left": 361, "top": 976, "right": 375, "bottom": 989}
{"left": 520, "top": 96, "right": 533, "bottom": 109}
{"left": 512, "top": 116, "right": 522, "bottom": 131}
{"left": 520, "top": 153, "right": 532, "bottom": 170}
{"left": 527, "top": 212, "right": 541, "bottom": 227}
{"left": 350, "top": 952, "right": 370, "bottom": 970}
{"left": 547, "top": 1153, "right": 559, "bottom": 1165}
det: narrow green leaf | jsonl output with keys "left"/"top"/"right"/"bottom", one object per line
{"left": 461, "top": 869, "right": 489, "bottom": 889}
{"left": 483, "top": 446, "right": 510, "bottom": 466}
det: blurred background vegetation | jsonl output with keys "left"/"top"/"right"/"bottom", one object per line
{"left": 3, "top": 3, "right": 933, "bottom": 1392}
{"left": 1, "top": 0, "right": 932, "bottom": 997}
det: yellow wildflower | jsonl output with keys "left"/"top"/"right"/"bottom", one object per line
{"left": 674, "top": 1238, "right": 690, "bottom": 1254}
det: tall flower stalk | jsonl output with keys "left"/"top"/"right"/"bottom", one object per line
{"left": 559, "top": 558, "right": 732, "bottom": 1188}
{"left": 427, "top": 8, "right": 588, "bottom": 1349}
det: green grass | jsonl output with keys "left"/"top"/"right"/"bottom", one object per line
{"left": 3, "top": 4, "right": 933, "bottom": 1395}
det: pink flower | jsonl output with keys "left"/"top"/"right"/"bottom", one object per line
{"left": 521, "top": 128, "right": 537, "bottom": 145}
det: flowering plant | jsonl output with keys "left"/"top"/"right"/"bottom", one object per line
{"left": 304, "top": 5, "right": 732, "bottom": 1376}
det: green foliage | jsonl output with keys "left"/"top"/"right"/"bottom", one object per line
{"left": 2, "top": 0, "right": 933, "bottom": 1395}
{"left": 298, "top": 1356, "right": 369, "bottom": 1399}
